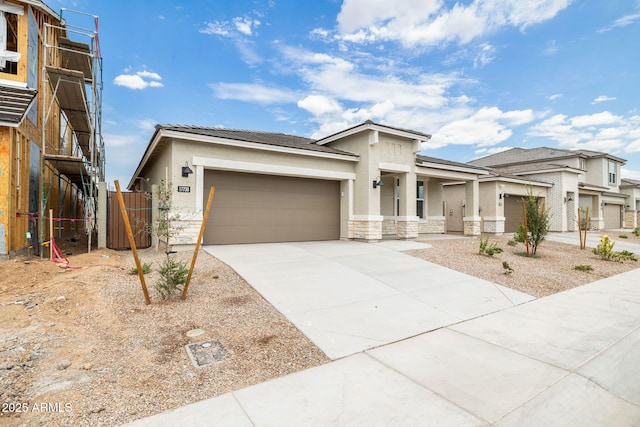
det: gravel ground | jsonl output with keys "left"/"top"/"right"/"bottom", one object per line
{"left": 1, "top": 231, "right": 638, "bottom": 425}
{"left": 409, "top": 232, "right": 640, "bottom": 298}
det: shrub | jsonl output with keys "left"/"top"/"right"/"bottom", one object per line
{"left": 155, "top": 256, "right": 189, "bottom": 299}
{"left": 592, "top": 236, "right": 639, "bottom": 263}
{"left": 592, "top": 235, "right": 616, "bottom": 260}
{"left": 633, "top": 227, "right": 640, "bottom": 237}
{"left": 507, "top": 239, "right": 517, "bottom": 247}
{"left": 502, "top": 261, "right": 513, "bottom": 275}
{"left": 619, "top": 234, "right": 628, "bottom": 239}
{"left": 479, "top": 237, "right": 503, "bottom": 256}
{"left": 513, "top": 189, "right": 551, "bottom": 256}
{"left": 129, "top": 262, "right": 152, "bottom": 275}
{"left": 573, "top": 264, "right": 593, "bottom": 272}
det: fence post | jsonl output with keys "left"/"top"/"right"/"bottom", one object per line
{"left": 97, "top": 182, "right": 107, "bottom": 248}
{"left": 114, "top": 180, "right": 151, "bottom": 305}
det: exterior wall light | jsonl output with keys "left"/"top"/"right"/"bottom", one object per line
{"left": 182, "top": 162, "right": 194, "bottom": 177}
{"left": 372, "top": 177, "right": 384, "bottom": 189}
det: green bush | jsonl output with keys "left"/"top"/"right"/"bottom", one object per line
{"left": 129, "top": 262, "right": 152, "bottom": 275}
{"left": 573, "top": 264, "right": 593, "bottom": 272}
{"left": 502, "top": 261, "right": 513, "bottom": 275}
{"left": 593, "top": 235, "right": 616, "bottom": 260}
{"left": 512, "top": 189, "right": 551, "bottom": 256}
{"left": 507, "top": 239, "right": 517, "bottom": 247}
{"left": 593, "top": 235, "right": 639, "bottom": 263}
{"left": 479, "top": 237, "right": 503, "bottom": 256}
{"left": 633, "top": 227, "right": 640, "bottom": 237}
{"left": 619, "top": 234, "right": 628, "bottom": 239}
{"left": 155, "top": 256, "right": 189, "bottom": 299}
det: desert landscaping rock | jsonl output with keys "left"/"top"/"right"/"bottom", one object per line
{"left": 185, "top": 328, "right": 206, "bottom": 338}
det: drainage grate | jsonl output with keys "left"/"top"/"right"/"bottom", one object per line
{"left": 185, "top": 340, "right": 231, "bottom": 368}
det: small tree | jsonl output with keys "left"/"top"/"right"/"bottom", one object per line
{"left": 513, "top": 188, "right": 551, "bottom": 256}
{"left": 155, "top": 179, "right": 183, "bottom": 253}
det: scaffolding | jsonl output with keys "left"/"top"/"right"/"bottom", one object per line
{"left": 41, "top": 8, "right": 103, "bottom": 253}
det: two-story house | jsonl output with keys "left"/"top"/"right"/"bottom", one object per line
{"left": 469, "top": 147, "right": 631, "bottom": 232}
{"left": 0, "top": 1, "right": 103, "bottom": 257}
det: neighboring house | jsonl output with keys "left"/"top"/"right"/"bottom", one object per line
{"left": 469, "top": 147, "right": 631, "bottom": 232}
{"left": 0, "top": 1, "right": 103, "bottom": 257}
{"left": 126, "top": 121, "right": 489, "bottom": 248}
{"left": 620, "top": 178, "right": 640, "bottom": 228}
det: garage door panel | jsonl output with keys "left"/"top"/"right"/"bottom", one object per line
{"left": 603, "top": 204, "right": 621, "bottom": 229}
{"left": 204, "top": 170, "right": 340, "bottom": 244}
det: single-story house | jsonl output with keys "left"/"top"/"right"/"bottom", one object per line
{"left": 127, "top": 121, "right": 489, "bottom": 248}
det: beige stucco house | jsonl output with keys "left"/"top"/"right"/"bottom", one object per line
{"left": 127, "top": 121, "right": 489, "bottom": 247}
{"left": 470, "top": 147, "right": 633, "bottom": 232}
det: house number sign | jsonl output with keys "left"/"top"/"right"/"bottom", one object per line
{"left": 177, "top": 186, "right": 191, "bottom": 193}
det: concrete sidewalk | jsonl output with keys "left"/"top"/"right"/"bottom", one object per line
{"left": 202, "top": 240, "right": 533, "bottom": 359}
{"left": 125, "top": 238, "right": 640, "bottom": 426}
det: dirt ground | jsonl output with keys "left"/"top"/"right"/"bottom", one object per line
{"left": 0, "top": 237, "right": 328, "bottom": 426}
{"left": 1, "top": 230, "right": 638, "bottom": 425}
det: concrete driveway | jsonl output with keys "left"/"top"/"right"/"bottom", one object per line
{"left": 204, "top": 240, "right": 533, "bottom": 360}
{"left": 127, "top": 239, "right": 640, "bottom": 426}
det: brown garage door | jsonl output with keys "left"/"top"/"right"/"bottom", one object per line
{"left": 603, "top": 204, "right": 621, "bottom": 229}
{"left": 203, "top": 170, "right": 340, "bottom": 244}
{"left": 504, "top": 196, "right": 523, "bottom": 233}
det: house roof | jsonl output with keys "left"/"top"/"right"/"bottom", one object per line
{"left": 620, "top": 178, "right": 640, "bottom": 188}
{"left": 156, "top": 125, "right": 358, "bottom": 157}
{"left": 470, "top": 147, "right": 626, "bottom": 167}
{"left": 490, "top": 162, "right": 583, "bottom": 176}
{"left": 315, "top": 120, "right": 431, "bottom": 146}
{"left": 416, "top": 155, "right": 489, "bottom": 173}
{"left": 480, "top": 169, "right": 553, "bottom": 187}
{"left": 128, "top": 124, "right": 360, "bottom": 188}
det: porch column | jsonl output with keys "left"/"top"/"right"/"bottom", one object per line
{"left": 397, "top": 173, "right": 418, "bottom": 239}
{"left": 463, "top": 179, "right": 481, "bottom": 236}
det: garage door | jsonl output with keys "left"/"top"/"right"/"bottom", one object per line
{"left": 603, "top": 204, "right": 621, "bottom": 229}
{"left": 504, "top": 196, "right": 523, "bottom": 233}
{"left": 203, "top": 170, "right": 340, "bottom": 244}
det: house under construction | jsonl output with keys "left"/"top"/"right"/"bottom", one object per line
{"left": 0, "top": 1, "right": 103, "bottom": 257}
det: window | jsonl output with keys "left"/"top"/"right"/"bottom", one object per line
{"left": 608, "top": 161, "right": 617, "bottom": 184}
{"left": 416, "top": 180, "right": 425, "bottom": 219}
{"left": 0, "top": 9, "right": 21, "bottom": 75}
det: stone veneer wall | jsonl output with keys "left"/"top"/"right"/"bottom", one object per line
{"left": 382, "top": 220, "right": 397, "bottom": 235}
{"left": 418, "top": 217, "right": 445, "bottom": 234}
{"left": 623, "top": 211, "right": 637, "bottom": 228}
{"left": 397, "top": 220, "right": 418, "bottom": 239}
{"left": 482, "top": 216, "right": 505, "bottom": 234}
{"left": 463, "top": 217, "right": 481, "bottom": 236}
{"left": 348, "top": 220, "right": 382, "bottom": 241}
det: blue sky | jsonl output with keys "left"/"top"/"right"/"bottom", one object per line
{"left": 50, "top": 0, "right": 640, "bottom": 185}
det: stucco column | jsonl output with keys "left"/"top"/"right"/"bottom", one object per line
{"left": 397, "top": 173, "right": 418, "bottom": 239}
{"left": 463, "top": 179, "right": 481, "bottom": 236}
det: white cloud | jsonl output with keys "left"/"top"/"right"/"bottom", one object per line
{"left": 233, "top": 17, "right": 260, "bottom": 36}
{"left": 591, "top": 95, "right": 616, "bottom": 104}
{"left": 336, "top": 0, "right": 574, "bottom": 47}
{"left": 548, "top": 93, "right": 563, "bottom": 101}
{"left": 200, "top": 21, "right": 231, "bottom": 36}
{"left": 473, "top": 43, "right": 496, "bottom": 68}
{"left": 429, "top": 107, "right": 536, "bottom": 149}
{"left": 597, "top": 13, "right": 640, "bottom": 33}
{"left": 103, "top": 133, "right": 141, "bottom": 148}
{"left": 136, "top": 118, "right": 157, "bottom": 132}
{"left": 297, "top": 95, "right": 342, "bottom": 116}
{"left": 528, "top": 111, "right": 640, "bottom": 153}
{"left": 113, "top": 70, "right": 164, "bottom": 90}
{"left": 209, "top": 82, "right": 298, "bottom": 104}
{"left": 543, "top": 40, "right": 558, "bottom": 55}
